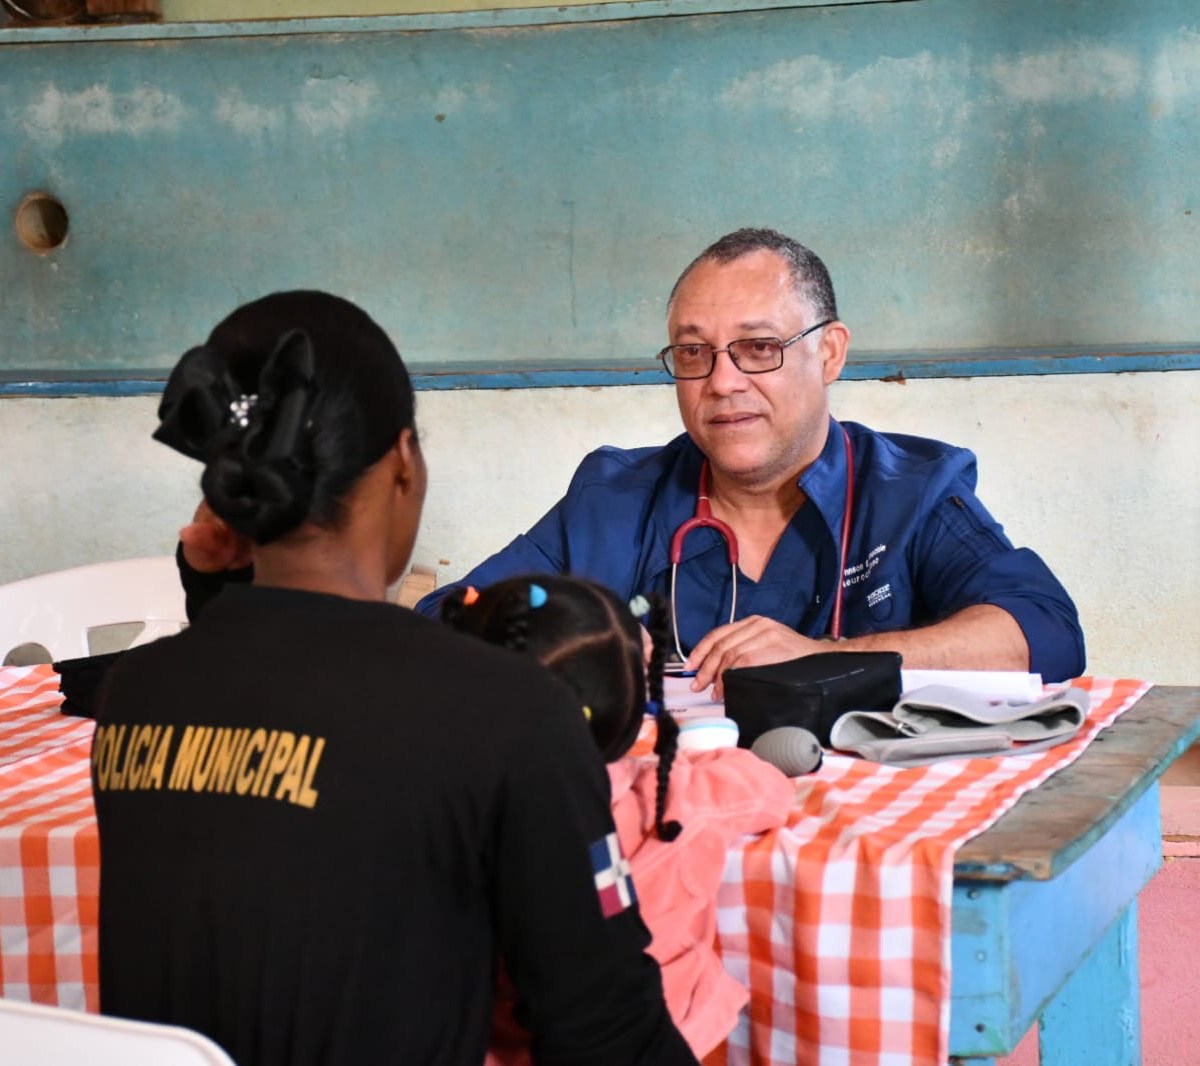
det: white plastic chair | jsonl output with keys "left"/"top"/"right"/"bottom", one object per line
{"left": 0, "top": 998, "right": 237, "bottom": 1065}
{"left": 0, "top": 556, "right": 186, "bottom": 664}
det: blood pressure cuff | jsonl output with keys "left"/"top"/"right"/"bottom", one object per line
{"left": 722, "top": 651, "right": 903, "bottom": 749}
{"left": 829, "top": 684, "right": 1090, "bottom": 766}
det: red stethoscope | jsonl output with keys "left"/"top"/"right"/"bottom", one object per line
{"left": 667, "top": 424, "right": 855, "bottom": 663}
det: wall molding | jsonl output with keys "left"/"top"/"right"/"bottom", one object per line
{"left": 3, "top": 344, "right": 1197, "bottom": 396}
{"left": 0, "top": 0, "right": 907, "bottom": 38}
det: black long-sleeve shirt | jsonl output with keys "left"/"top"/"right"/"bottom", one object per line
{"left": 93, "top": 584, "right": 696, "bottom": 1066}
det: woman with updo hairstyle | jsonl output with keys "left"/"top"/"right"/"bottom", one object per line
{"left": 176, "top": 290, "right": 419, "bottom": 550}
{"left": 442, "top": 574, "right": 795, "bottom": 1062}
{"left": 91, "top": 291, "right": 696, "bottom": 1066}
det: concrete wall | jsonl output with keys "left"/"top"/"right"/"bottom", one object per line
{"left": 3, "top": 0, "right": 1199, "bottom": 374}
{"left": 2, "top": 0, "right": 1198, "bottom": 686}
{"left": 4, "top": 368, "right": 1198, "bottom": 683}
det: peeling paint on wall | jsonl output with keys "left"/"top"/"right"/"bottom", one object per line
{"left": 1151, "top": 27, "right": 1200, "bottom": 115}
{"left": 987, "top": 41, "right": 1141, "bottom": 104}
{"left": 25, "top": 84, "right": 187, "bottom": 145}
{"left": 216, "top": 89, "right": 285, "bottom": 137}
{"left": 717, "top": 50, "right": 974, "bottom": 128}
{"left": 294, "top": 76, "right": 378, "bottom": 132}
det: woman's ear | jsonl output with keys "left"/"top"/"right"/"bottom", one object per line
{"left": 382, "top": 427, "right": 427, "bottom": 586}
{"left": 392, "top": 428, "right": 425, "bottom": 496}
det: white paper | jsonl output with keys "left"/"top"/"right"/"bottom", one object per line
{"left": 663, "top": 675, "right": 725, "bottom": 718}
{"left": 899, "top": 669, "right": 1044, "bottom": 703}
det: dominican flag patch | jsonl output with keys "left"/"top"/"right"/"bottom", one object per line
{"left": 590, "top": 831, "right": 637, "bottom": 918}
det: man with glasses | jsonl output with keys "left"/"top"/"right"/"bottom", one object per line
{"left": 413, "top": 228, "right": 1083, "bottom": 693}
{"left": 417, "top": 228, "right": 1082, "bottom": 691}
{"left": 183, "top": 228, "right": 1085, "bottom": 694}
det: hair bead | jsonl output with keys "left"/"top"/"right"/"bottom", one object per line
{"left": 440, "top": 576, "right": 682, "bottom": 844}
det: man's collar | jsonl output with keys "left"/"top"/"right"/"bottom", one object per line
{"left": 797, "top": 416, "right": 851, "bottom": 540}
{"left": 642, "top": 422, "right": 850, "bottom": 575}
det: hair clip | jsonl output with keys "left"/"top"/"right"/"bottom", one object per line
{"left": 529, "top": 583, "right": 548, "bottom": 609}
{"left": 228, "top": 393, "right": 258, "bottom": 429}
{"left": 645, "top": 699, "right": 664, "bottom": 718}
{"left": 628, "top": 594, "right": 650, "bottom": 619}
{"left": 582, "top": 705, "right": 593, "bottom": 722}
{"left": 462, "top": 586, "right": 480, "bottom": 606}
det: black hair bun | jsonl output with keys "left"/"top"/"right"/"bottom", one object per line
{"left": 199, "top": 328, "right": 319, "bottom": 544}
{"left": 157, "top": 292, "right": 416, "bottom": 548}
{"left": 201, "top": 449, "right": 314, "bottom": 544}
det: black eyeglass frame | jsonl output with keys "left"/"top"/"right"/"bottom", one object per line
{"left": 657, "top": 318, "right": 835, "bottom": 380}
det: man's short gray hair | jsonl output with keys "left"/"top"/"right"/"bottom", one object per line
{"left": 667, "top": 227, "right": 838, "bottom": 322}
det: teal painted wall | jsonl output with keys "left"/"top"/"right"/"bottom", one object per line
{"left": 1, "top": 0, "right": 1198, "bottom": 385}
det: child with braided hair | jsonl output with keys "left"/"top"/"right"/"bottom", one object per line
{"left": 443, "top": 574, "right": 682, "bottom": 840}
{"left": 441, "top": 574, "right": 795, "bottom": 1061}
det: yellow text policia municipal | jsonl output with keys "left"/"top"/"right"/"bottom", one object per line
{"left": 92, "top": 724, "right": 325, "bottom": 809}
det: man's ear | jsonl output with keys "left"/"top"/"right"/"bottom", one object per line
{"left": 820, "top": 321, "right": 851, "bottom": 385}
{"left": 391, "top": 428, "right": 423, "bottom": 494}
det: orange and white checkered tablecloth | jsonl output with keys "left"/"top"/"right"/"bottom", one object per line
{"left": 0, "top": 665, "right": 1149, "bottom": 1063}
{"left": 704, "top": 675, "right": 1151, "bottom": 1066}
{"left": 0, "top": 664, "right": 98, "bottom": 1012}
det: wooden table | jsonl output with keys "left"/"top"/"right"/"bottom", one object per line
{"left": 948, "top": 685, "right": 1200, "bottom": 1064}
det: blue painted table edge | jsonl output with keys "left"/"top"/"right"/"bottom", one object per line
{"left": 947, "top": 685, "right": 1200, "bottom": 1063}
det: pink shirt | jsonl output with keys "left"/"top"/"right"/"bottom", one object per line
{"left": 488, "top": 746, "right": 794, "bottom": 1062}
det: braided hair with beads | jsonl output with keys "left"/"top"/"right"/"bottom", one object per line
{"left": 642, "top": 594, "right": 681, "bottom": 842}
{"left": 441, "top": 574, "right": 682, "bottom": 841}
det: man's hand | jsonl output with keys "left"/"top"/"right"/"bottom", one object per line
{"left": 179, "top": 501, "right": 253, "bottom": 574}
{"left": 687, "top": 604, "right": 1031, "bottom": 699}
{"left": 686, "top": 616, "right": 826, "bottom": 699}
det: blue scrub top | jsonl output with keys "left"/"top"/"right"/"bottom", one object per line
{"left": 417, "top": 418, "right": 1086, "bottom": 683}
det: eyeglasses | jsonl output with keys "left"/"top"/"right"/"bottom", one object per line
{"left": 658, "top": 319, "right": 834, "bottom": 380}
